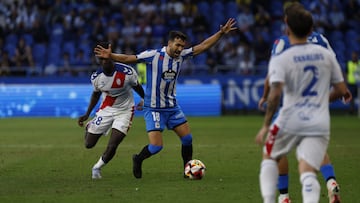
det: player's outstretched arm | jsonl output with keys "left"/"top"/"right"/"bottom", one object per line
{"left": 94, "top": 44, "right": 138, "bottom": 64}
{"left": 193, "top": 18, "right": 237, "bottom": 56}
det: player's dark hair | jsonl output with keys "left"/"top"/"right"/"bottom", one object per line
{"left": 286, "top": 7, "right": 313, "bottom": 38}
{"left": 168, "top": 31, "right": 187, "bottom": 41}
{"left": 284, "top": 2, "right": 304, "bottom": 16}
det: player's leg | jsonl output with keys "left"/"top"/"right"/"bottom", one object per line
{"left": 84, "top": 131, "right": 102, "bottom": 149}
{"left": 168, "top": 108, "right": 193, "bottom": 172}
{"left": 173, "top": 122, "right": 193, "bottom": 167}
{"left": 297, "top": 136, "right": 328, "bottom": 203}
{"left": 132, "top": 109, "right": 165, "bottom": 178}
{"left": 91, "top": 129, "right": 126, "bottom": 179}
{"left": 85, "top": 112, "right": 114, "bottom": 179}
{"left": 277, "top": 156, "right": 291, "bottom": 203}
{"left": 260, "top": 155, "right": 278, "bottom": 203}
{"left": 320, "top": 153, "right": 341, "bottom": 203}
{"left": 132, "top": 131, "right": 163, "bottom": 178}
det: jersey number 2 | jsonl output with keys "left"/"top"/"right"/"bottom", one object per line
{"left": 302, "top": 66, "right": 318, "bottom": 97}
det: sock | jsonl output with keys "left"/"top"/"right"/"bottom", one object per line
{"left": 180, "top": 134, "right": 193, "bottom": 166}
{"left": 181, "top": 144, "right": 193, "bottom": 166}
{"left": 300, "top": 172, "right": 320, "bottom": 203}
{"left": 137, "top": 145, "right": 152, "bottom": 161}
{"left": 320, "top": 164, "right": 336, "bottom": 182}
{"left": 260, "top": 159, "right": 278, "bottom": 203}
{"left": 278, "top": 174, "right": 289, "bottom": 194}
{"left": 93, "top": 156, "right": 105, "bottom": 169}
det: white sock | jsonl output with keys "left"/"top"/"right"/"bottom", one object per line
{"left": 259, "top": 159, "right": 278, "bottom": 203}
{"left": 93, "top": 156, "right": 105, "bottom": 169}
{"left": 326, "top": 178, "right": 337, "bottom": 190}
{"left": 300, "top": 172, "right": 320, "bottom": 203}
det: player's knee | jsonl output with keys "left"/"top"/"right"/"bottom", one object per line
{"left": 148, "top": 144, "right": 163, "bottom": 155}
{"left": 85, "top": 141, "right": 95, "bottom": 149}
{"left": 180, "top": 134, "right": 192, "bottom": 146}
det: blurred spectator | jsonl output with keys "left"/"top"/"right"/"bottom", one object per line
{"left": 166, "top": 0, "right": 184, "bottom": 15}
{"left": 254, "top": 4, "right": 271, "bottom": 30}
{"left": 310, "top": 4, "right": 330, "bottom": 33}
{"left": 237, "top": 5, "right": 255, "bottom": 33}
{"left": 344, "top": 0, "right": 360, "bottom": 29}
{"left": 0, "top": 50, "right": 15, "bottom": 76}
{"left": 72, "top": 49, "right": 91, "bottom": 76}
{"left": 31, "top": 18, "right": 48, "bottom": 44}
{"left": 236, "top": 43, "right": 255, "bottom": 75}
{"left": 346, "top": 51, "right": 360, "bottom": 114}
{"left": 14, "top": 37, "right": 36, "bottom": 75}
{"left": 58, "top": 52, "right": 72, "bottom": 76}
{"left": 253, "top": 32, "right": 270, "bottom": 65}
{"left": 328, "top": 3, "right": 346, "bottom": 31}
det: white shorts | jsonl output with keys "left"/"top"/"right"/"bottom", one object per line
{"left": 87, "top": 107, "right": 134, "bottom": 136}
{"left": 263, "top": 124, "right": 329, "bottom": 171}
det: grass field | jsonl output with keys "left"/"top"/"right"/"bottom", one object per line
{"left": 0, "top": 115, "right": 359, "bottom": 203}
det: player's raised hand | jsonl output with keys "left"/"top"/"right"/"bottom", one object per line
{"left": 219, "top": 18, "right": 237, "bottom": 34}
{"left": 94, "top": 44, "right": 112, "bottom": 59}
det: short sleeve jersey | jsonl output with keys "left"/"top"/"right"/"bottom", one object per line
{"left": 271, "top": 32, "right": 335, "bottom": 56}
{"left": 90, "top": 63, "right": 139, "bottom": 111}
{"left": 268, "top": 43, "right": 344, "bottom": 136}
{"left": 136, "top": 46, "right": 193, "bottom": 109}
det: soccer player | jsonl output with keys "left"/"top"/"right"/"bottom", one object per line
{"left": 257, "top": 3, "right": 351, "bottom": 203}
{"left": 255, "top": 5, "right": 351, "bottom": 203}
{"left": 77, "top": 43, "right": 145, "bottom": 179}
{"left": 94, "top": 18, "right": 237, "bottom": 178}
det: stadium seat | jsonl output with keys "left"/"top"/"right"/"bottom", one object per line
{"left": 78, "top": 43, "right": 92, "bottom": 61}
{"left": 49, "top": 23, "right": 64, "bottom": 45}
{"left": 62, "top": 41, "right": 76, "bottom": 63}
{"left": 4, "top": 43, "right": 16, "bottom": 58}
{"left": 225, "top": 1, "right": 238, "bottom": 19}
{"left": 22, "top": 33, "right": 34, "bottom": 46}
{"left": 5, "top": 33, "right": 18, "bottom": 45}
{"left": 32, "top": 43, "right": 47, "bottom": 71}
{"left": 47, "top": 43, "right": 62, "bottom": 66}
{"left": 197, "top": 1, "right": 211, "bottom": 22}
{"left": 270, "top": 0, "right": 283, "bottom": 18}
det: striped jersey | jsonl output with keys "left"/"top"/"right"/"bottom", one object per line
{"left": 271, "top": 32, "right": 335, "bottom": 56}
{"left": 136, "top": 46, "right": 193, "bottom": 108}
{"left": 90, "top": 62, "right": 139, "bottom": 111}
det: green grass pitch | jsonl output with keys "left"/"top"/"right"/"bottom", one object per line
{"left": 0, "top": 115, "right": 359, "bottom": 203}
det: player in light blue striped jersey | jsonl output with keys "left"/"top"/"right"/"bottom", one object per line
{"left": 95, "top": 18, "right": 237, "bottom": 179}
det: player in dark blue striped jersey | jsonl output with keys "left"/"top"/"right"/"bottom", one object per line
{"left": 95, "top": 18, "right": 237, "bottom": 179}
{"left": 258, "top": 30, "right": 346, "bottom": 203}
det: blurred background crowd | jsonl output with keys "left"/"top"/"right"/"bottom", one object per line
{"left": 0, "top": 0, "right": 359, "bottom": 77}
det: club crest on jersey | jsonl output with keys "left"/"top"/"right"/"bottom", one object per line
{"left": 115, "top": 78, "right": 122, "bottom": 86}
{"left": 162, "top": 69, "right": 177, "bottom": 81}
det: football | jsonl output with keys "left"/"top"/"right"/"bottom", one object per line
{"left": 184, "top": 159, "right": 206, "bottom": 180}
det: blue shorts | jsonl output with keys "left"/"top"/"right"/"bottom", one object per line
{"left": 143, "top": 106, "right": 187, "bottom": 132}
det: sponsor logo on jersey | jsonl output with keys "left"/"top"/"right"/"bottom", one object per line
{"left": 162, "top": 70, "right": 177, "bottom": 81}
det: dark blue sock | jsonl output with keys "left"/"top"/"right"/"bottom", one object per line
{"left": 277, "top": 174, "right": 289, "bottom": 194}
{"left": 320, "top": 164, "right": 335, "bottom": 182}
